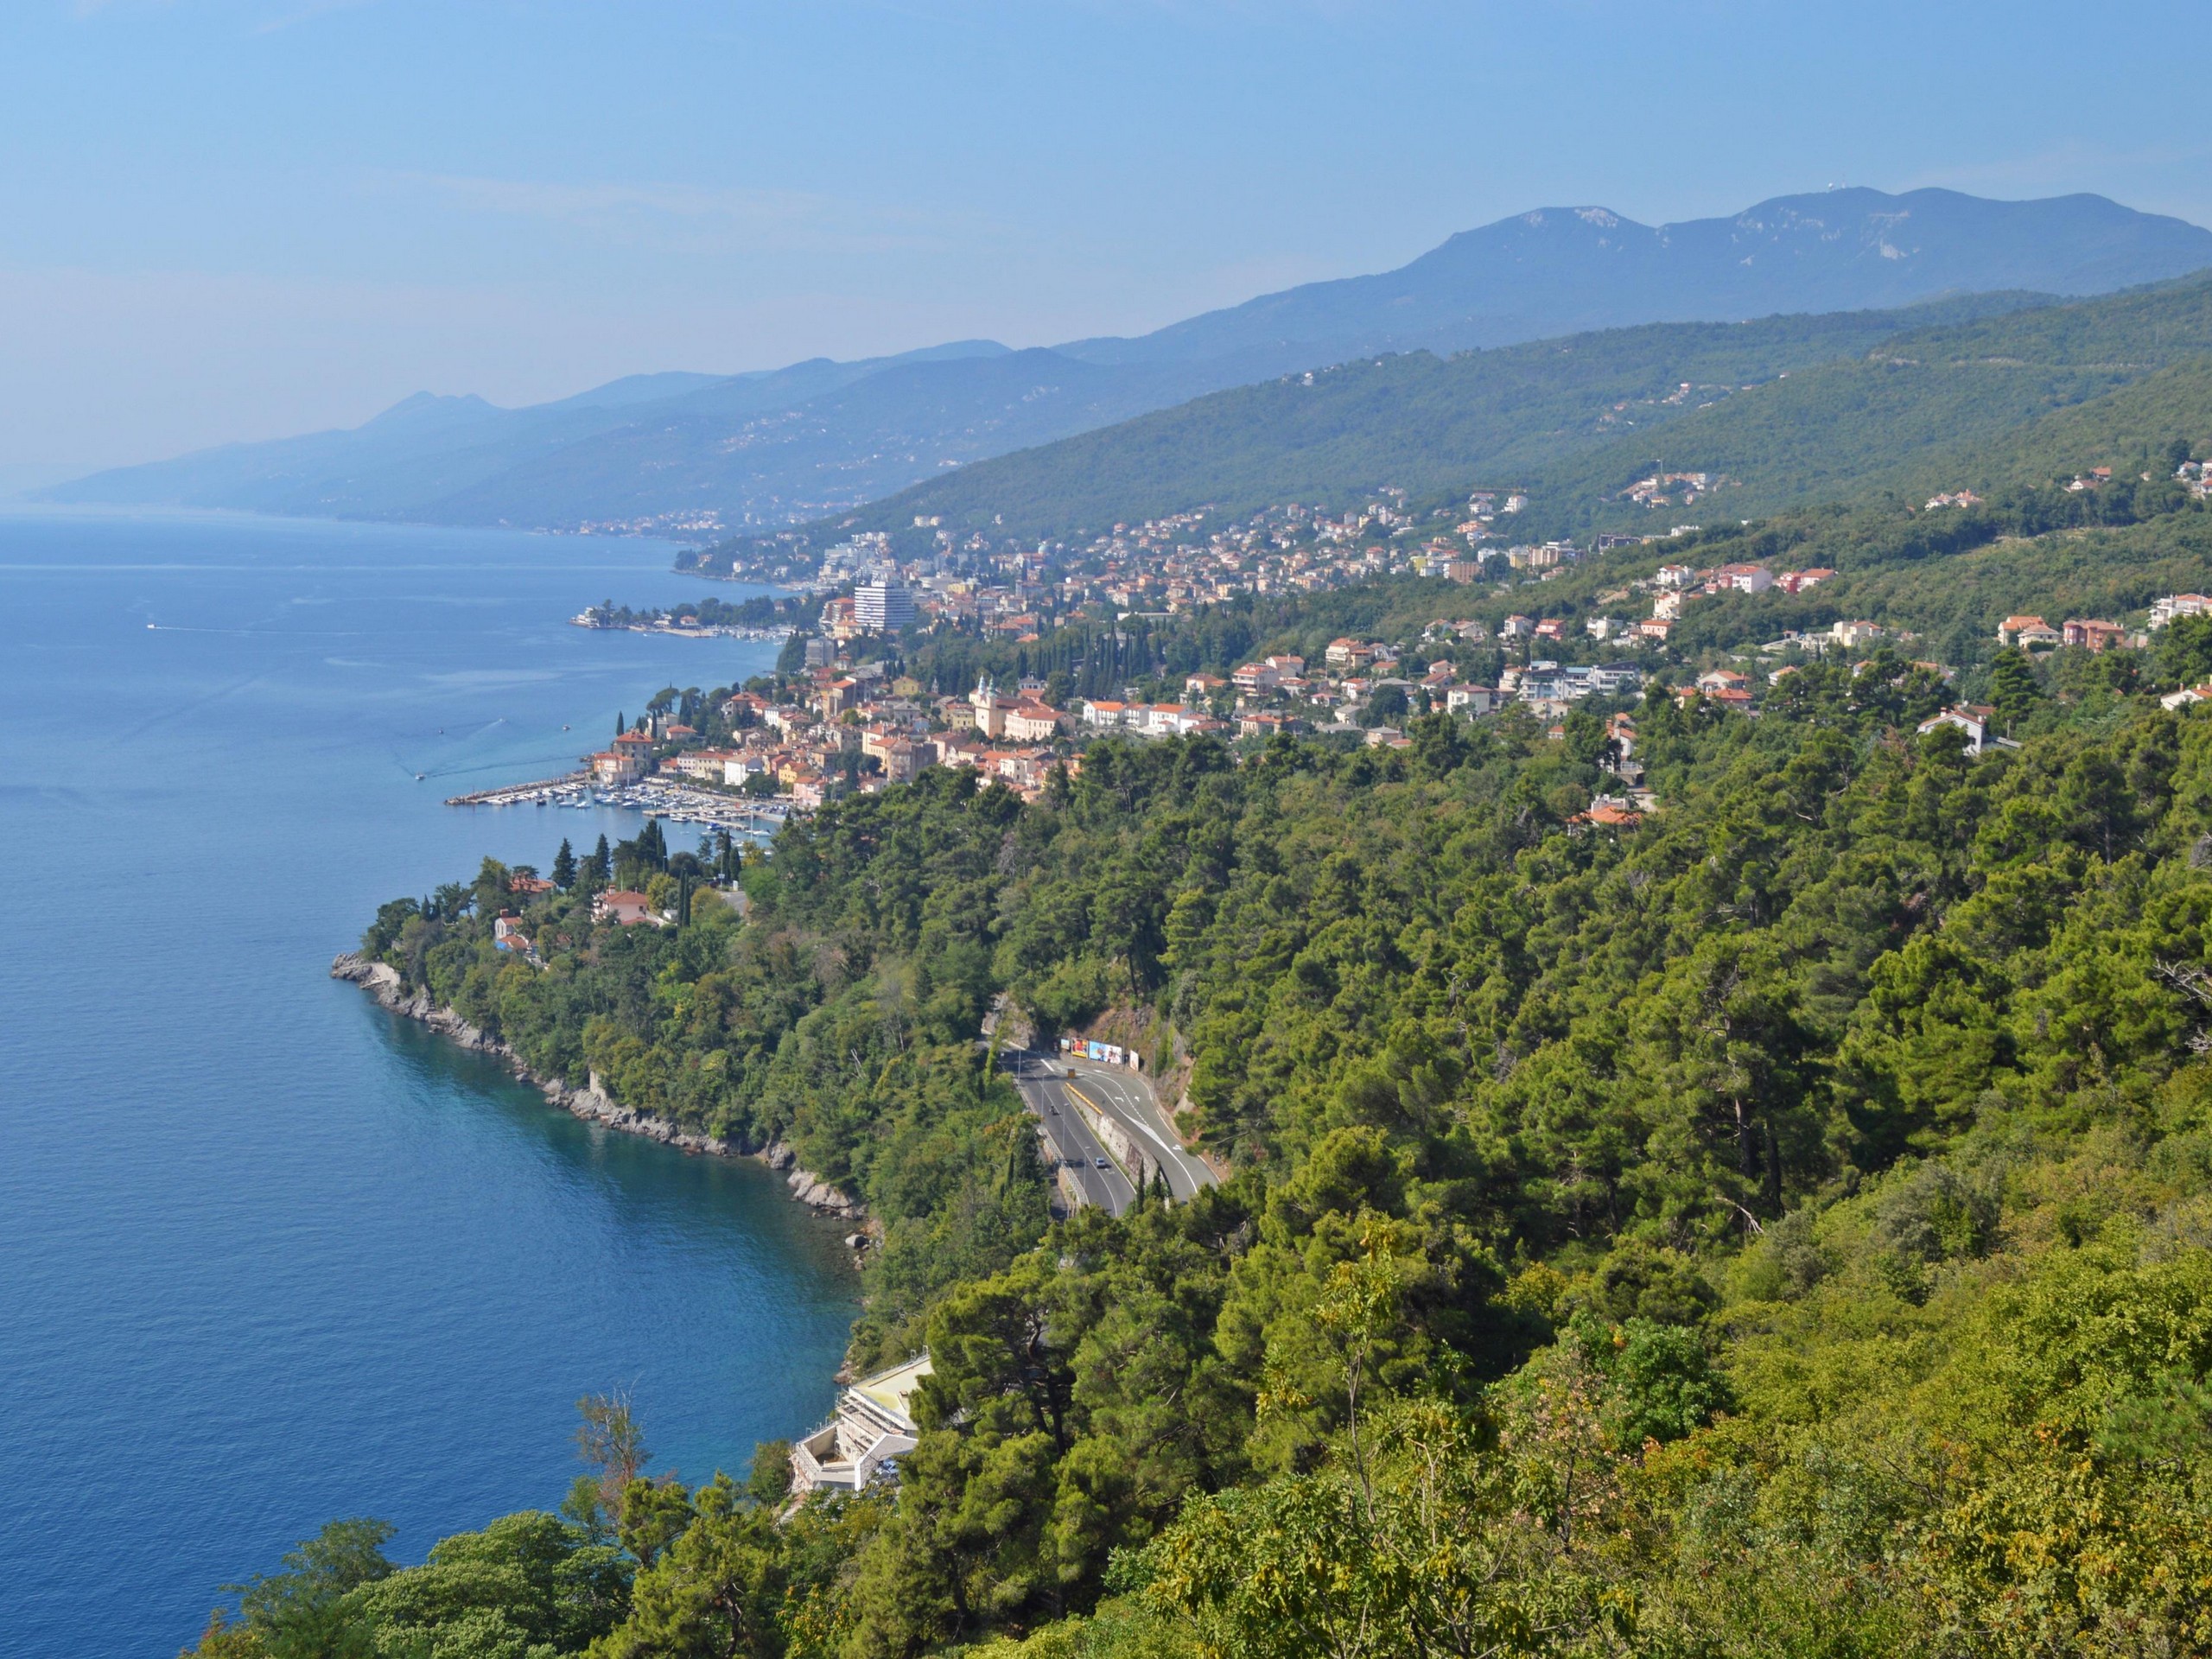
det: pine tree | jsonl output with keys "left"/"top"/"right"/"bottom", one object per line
{"left": 590, "top": 834, "right": 612, "bottom": 883}
{"left": 1989, "top": 647, "right": 2043, "bottom": 728}
{"left": 551, "top": 839, "right": 577, "bottom": 890}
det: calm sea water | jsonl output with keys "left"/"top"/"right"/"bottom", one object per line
{"left": 0, "top": 509, "right": 858, "bottom": 1657}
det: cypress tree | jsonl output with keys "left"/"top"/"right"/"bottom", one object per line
{"left": 590, "top": 834, "right": 612, "bottom": 883}
{"left": 614, "top": 712, "right": 626, "bottom": 738}
{"left": 552, "top": 838, "right": 577, "bottom": 890}
{"left": 1989, "top": 647, "right": 2043, "bottom": 728}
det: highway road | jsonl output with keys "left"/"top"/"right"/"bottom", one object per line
{"left": 1058, "top": 1058, "right": 1217, "bottom": 1201}
{"left": 1006, "top": 1048, "right": 1217, "bottom": 1208}
{"left": 1005, "top": 1052, "right": 1137, "bottom": 1216}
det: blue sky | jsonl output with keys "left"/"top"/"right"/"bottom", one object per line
{"left": 6, "top": 1, "right": 2209, "bottom": 474}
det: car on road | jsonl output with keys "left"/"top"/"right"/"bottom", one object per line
{"left": 1093, "top": 1157, "right": 1109, "bottom": 1169}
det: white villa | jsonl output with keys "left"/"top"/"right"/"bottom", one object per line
{"left": 789, "top": 1352, "right": 933, "bottom": 1498}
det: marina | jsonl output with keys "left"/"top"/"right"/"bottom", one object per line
{"left": 445, "top": 772, "right": 793, "bottom": 837}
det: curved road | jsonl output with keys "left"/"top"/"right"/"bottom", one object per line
{"left": 1005, "top": 1052, "right": 1137, "bottom": 1215}
{"left": 1006, "top": 1049, "right": 1217, "bottom": 1210}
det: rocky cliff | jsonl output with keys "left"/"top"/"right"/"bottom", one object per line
{"left": 331, "top": 952, "right": 863, "bottom": 1219}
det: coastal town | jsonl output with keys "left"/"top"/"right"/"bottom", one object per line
{"left": 438, "top": 452, "right": 2212, "bottom": 841}
{"left": 695, "top": 486, "right": 1584, "bottom": 615}
{"left": 455, "top": 510, "right": 2207, "bottom": 840}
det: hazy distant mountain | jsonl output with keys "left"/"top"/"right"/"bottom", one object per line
{"left": 48, "top": 188, "right": 2212, "bottom": 532}
{"left": 1064, "top": 188, "right": 2212, "bottom": 367}
{"left": 414, "top": 346, "right": 1293, "bottom": 531}
{"left": 43, "top": 343, "right": 1019, "bottom": 526}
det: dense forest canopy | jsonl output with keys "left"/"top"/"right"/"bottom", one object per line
{"left": 199, "top": 588, "right": 2212, "bottom": 1654}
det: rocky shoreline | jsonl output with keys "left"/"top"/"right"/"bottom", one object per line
{"left": 330, "top": 952, "right": 866, "bottom": 1224}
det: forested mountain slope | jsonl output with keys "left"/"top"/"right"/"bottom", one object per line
{"left": 1529, "top": 272, "right": 2212, "bottom": 529}
{"left": 726, "top": 273, "right": 2212, "bottom": 556}
{"left": 719, "top": 292, "right": 2051, "bottom": 555}
{"left": 196, "top": 612, "right": 2212, "bottom": 1654}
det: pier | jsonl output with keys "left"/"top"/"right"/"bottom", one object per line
{"left": 445, "top": 772, "right": 592, "bottom": 806}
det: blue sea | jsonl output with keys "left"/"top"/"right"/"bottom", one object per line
{"left": 0, "top": 509, "right": 859, "bottom": 1657}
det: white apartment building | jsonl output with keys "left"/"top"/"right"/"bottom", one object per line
{"left": 854, "top": 579, "right": 918, "bottom": 632}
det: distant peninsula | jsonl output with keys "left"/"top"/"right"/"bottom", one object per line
{"left": 571, "top": 593, "right": 804, "bottom": 640}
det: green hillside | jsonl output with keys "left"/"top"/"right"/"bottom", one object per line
{"left": 1929, "top": 354, "right": 2212, "bottom": 489}
{"left": 870, "top": 486, "right": 2212, "bottom": 723}
{"left": 1531, "top": 358, "right": 2139, "bottom": 525}
{"left": 205, "top": 645, "right": 2212, "bottom": 1658}
{"left": 1535, "top": 276, "right": 2212, "bottom": 529}
{"left": 730, "top": 295, "right": 2044, "bottom": 550}
{"left": 1538, "top": 499, "right": 2212, "bottom": 669}
{"left": 696, "top": 276, "right": 2212, "bottom": 566}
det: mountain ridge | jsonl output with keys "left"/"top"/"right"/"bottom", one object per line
{"left": 45, "top": 188, "right": 2212, "bottom": 532}
{"left": 703, "top": 272, "right": 2212, "bottom": 561}
{"left": 1059, "top": 188, "right": 2212, "bottom": 366}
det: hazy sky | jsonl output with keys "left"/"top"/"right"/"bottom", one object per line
{"left": 7, "top": 1, "right": 2209, "bottom": 474}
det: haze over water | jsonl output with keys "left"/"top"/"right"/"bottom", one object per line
{"left": 0, "top": 509, "right": 858, "bottom": 1658}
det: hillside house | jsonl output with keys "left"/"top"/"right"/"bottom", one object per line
{"left": 1917, "top": 707, "right": 1990, "bottom": 753}
{"left": 1572, "top": 800, "right": 1643, "bottom": 829}
{"left": 593, "top": 890, "right": 659, "bottom": 926}
{"left": 1716, "top": 563, "right": 1775, "bottom": 594}
{"left": 1777, "top": 568, "right": 1834, "bottom": 594}
{"left": 2152, "top": 594, "right": 2212, "bottom": 629}
{"left": 2063, "top": 619, "right": 2128, "bottom": 652}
